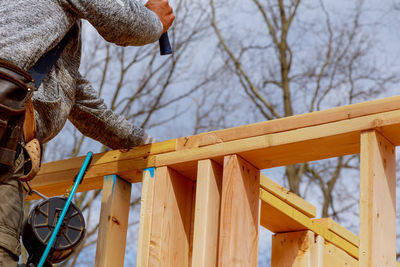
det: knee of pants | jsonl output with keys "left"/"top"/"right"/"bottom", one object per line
{"left": 0, "top": 247, "right": 18, "bottom": 267}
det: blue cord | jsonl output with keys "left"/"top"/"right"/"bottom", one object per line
{"left": 38, "top": 151, "right": 93, "bottom": 267}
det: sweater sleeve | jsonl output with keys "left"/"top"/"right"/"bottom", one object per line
{"left": 68, "top": 73, "right": 150, "bottom": 149}
{"left": 63, "top": 0, "right": 163, "bottom": 46}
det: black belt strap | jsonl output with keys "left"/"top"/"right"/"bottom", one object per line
{"left": 28, "top": 29, "right": 72, "bottom": 88}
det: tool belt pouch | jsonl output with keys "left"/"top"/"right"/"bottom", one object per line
{"left": 0, "top": 59, "right": 35, "bottom": 173}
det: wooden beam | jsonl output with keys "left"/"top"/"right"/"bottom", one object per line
{"left": 27, "top": 140, "right": 176, "bottom": 199}
{"left": 137, "top": 168, "right": 156, "bottom": 267}
{"left": 157, "top": 109, "right": 400, "bottom": 173}
{"left": 359, "top": 130, "right": 396, "bottom": 267}
{"left": 260, "top": 188, "right": 358, "bottom": 259}
{"left": 271, "top": 231, "right": 318, "bottom": 267}
{"left": 94, "top": 175, "right": 132, "bottom": 267}
{"left": 314, "top": 218, "right": 359, "bottom": 247}
{"left": 178, "top": 95, "right": 400, "bottom": 148}
{"left": 148, "top": 166, "right": 194, "bottom": 267}
{"left": 218, "top": 155, "right": 260, "bottom": 267}
{"left": 192, "top": 160, "right": 223, "bottom": 267}
{"left": 260, "top": 174, "right": 316, "bottom": 218}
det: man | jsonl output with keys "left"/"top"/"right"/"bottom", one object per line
{"left": 0, "top": 0, "right": 174, "bottom": 265}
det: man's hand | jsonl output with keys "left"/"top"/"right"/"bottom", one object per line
{"left": 145, "top": 0, "right": 175, "bottom": 33}
{"left": 143, "top": 132, "right": 156, "bottom": 144}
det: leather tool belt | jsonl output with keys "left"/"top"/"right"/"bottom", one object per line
{"left": 0, "top": 59, "right": 41, "bottom": 181}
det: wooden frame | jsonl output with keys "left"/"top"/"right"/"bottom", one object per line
{"left": 23, "top": 95, "right": 400, "bottom": 266}
{"left": 31, "top": 95, "right": 400, "bottom": 197}
{"left": 191, "top": 159, "right": 223, "bottom": 267}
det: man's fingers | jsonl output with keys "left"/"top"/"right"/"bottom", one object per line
{"left": 163, "top": 14, "right": 174, "bottom": 32}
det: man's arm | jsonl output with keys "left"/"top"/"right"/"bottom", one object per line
{"left": 64, "top": 0, "right": 171, "bottom": 46}
{"left": 68, "top": 74, "right": 152, "bottom": 149}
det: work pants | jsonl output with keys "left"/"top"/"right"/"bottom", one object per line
{"left": 0, "top": 152, "right": 25, "bottom": 266}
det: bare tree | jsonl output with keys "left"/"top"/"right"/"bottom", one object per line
{"left": 209, "top": 0, "right": 397, "bottom": 225}
{"left": 39, "top": 0, "right": 230, "bottom": 265}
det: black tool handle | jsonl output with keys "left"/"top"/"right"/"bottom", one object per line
{"left": 159, "top": 32, "right": 172, "bottom": 55}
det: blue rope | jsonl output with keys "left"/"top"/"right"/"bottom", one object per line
{"left": 38, "top": 151, "right": 93, "bottom": 267}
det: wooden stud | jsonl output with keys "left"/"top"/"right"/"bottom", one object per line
{"left": 312, "top": 235, "right": 324, "bottom": 267}
{"left": 189, "top": 184, "right": 197, "bottom": 265}
{"left": 192, "top": 159, "right": 223, "bottom": 267}
{"left": 271, "top": 231, "right": 316, "bottom": 267}
{"left": 359, "top": 130, "right": 396, "bottom": 267}
{"left": 95, "top": 175, "right": 132, "bottom": 267}
{"left": 137, "top": 168, "right": 156, "bottom": 267}
{"left": 218, "top": 155, "right": 260, "bottom": 267}
{"left": 148, "top": 166, "right": 195, "bottom": 267}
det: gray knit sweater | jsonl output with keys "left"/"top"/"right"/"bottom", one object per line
{"left": 0, "top": 0, "right": 163, "bottom": 149}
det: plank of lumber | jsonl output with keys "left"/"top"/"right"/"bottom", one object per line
{"left": 94, "top": 175, "right": 131, "bottom": 267}
{"left": 359, "top": 130, "right": 396, "bottom": 267}
{"left": 323, "top": 242, "right": 358, "bottom": 267}
{"left": 137, "top": 168, "right": 156, "bottom": 267}
{"left": 192, "top": 160, "right": 223, "bottom": 267}
{"left": 26, "top": 140, "right": 176, "bottom": 200}
{"left": 271, "top": 231, "right": 316, "bottom": 267}
{"left": 260, "top": 188, "right": 358, "bottom": 259}
{"left": 260, "top": 174, "right": 316, "bottom": 218}
{"left": 26, "top": 97, "right": 400, "bottom": 197}
{"left": 148, "top": 166, "right": 194, "bottom": 267}
{"left": 313, "top": 218, "right": 359, "bottom": 247}
{"left": 260, "top": 197, "right": 308, "bottom": 233}
{"left": 156, "top": 109, "right": 400, "bottom": 174}
{"left": 218, "top": 155, "right": 260, "bottom": 267}
{"left": 177, "top": 95, "right": 400, "bottom": 149}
